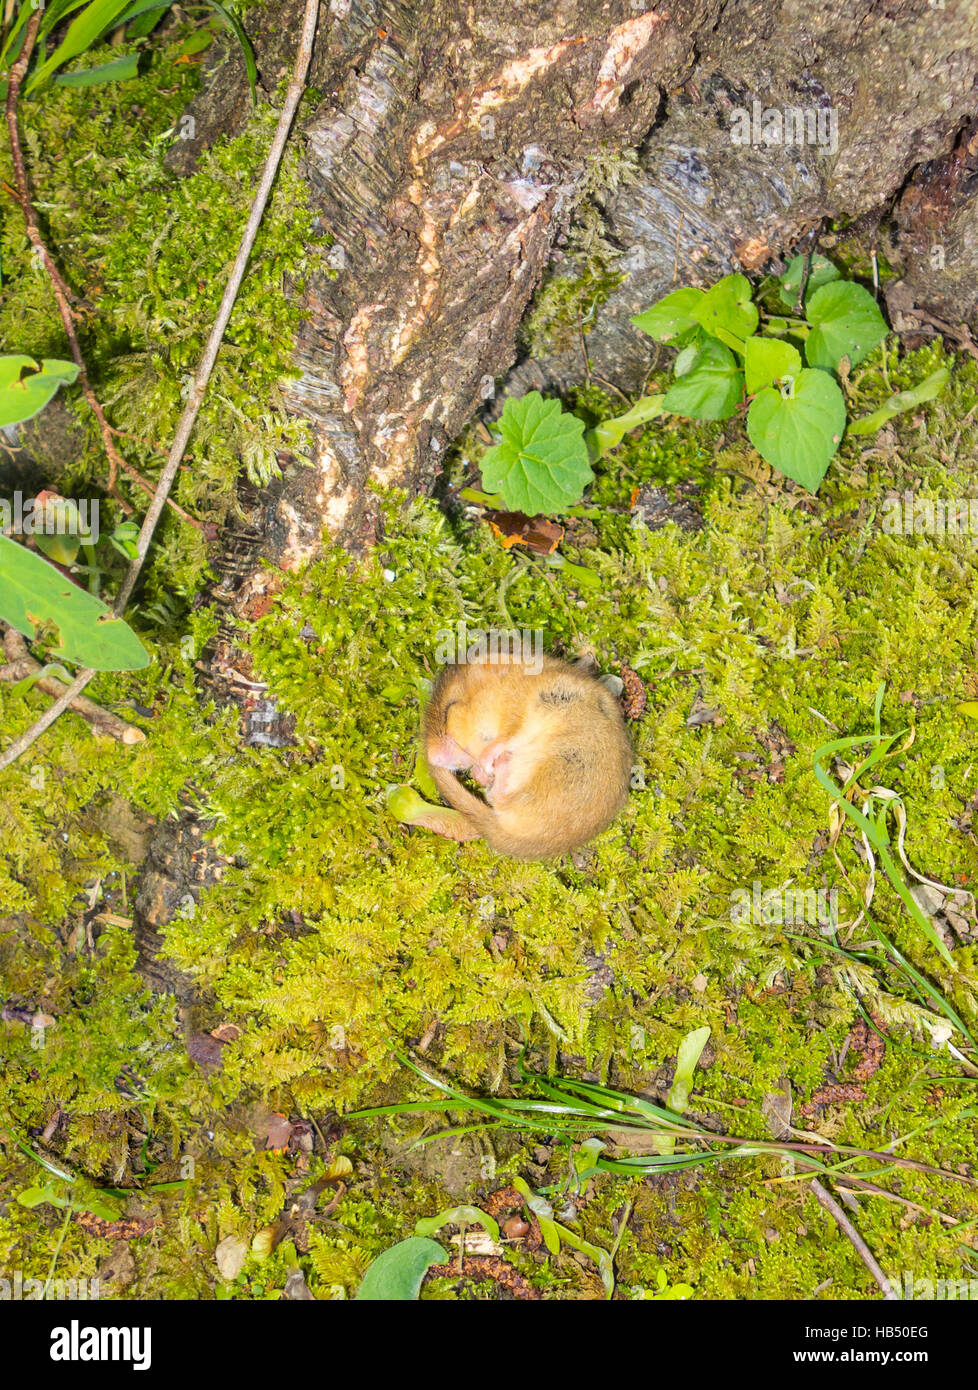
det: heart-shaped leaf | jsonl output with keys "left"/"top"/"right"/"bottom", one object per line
{"left": 631, "top": 288, "right": 705, "bottom": 344}
{"left": 744, "top": 336, "right": 802, "bottom": 394}
{"left": 354, "top": 1237, "right": 446, "bottom": 1300}
{"left": 481, "top": 391, "right": 592, "bottom": 514}
{"left": 778, "top": 254, "right": 839, "bottom": 309}
{"left": 0, "top": 355, "right": 79, "bottom": 427}
{"left": 0, "top": 535, "right": 149, "bottom": 671}
{"left": 691, "top": 274, "right": 758, "bottom": 343}
{"left": 747, "top": 368, "right": 846, "bottom": 491}
{"left": 805, "top": 282, "right": 887, "bottom": 371}
{"left": 662, "top": 340, "right": 743, "bottom": 420}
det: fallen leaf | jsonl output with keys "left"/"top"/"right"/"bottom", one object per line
{"left": 487, "top": 510, "right": 564, "bottom": 554}
{"left": 215, "top": 1234, "right": 248, "bottom": 1281}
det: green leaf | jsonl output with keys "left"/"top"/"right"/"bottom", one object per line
{"left": 778, "top": 254, "right": 839, "bottom": 309}
{"left": 667, "top": 1026, "right": 711, "bottom": 1114}
{"left": 414, "top": 1206, "right": 500, "bottom": 1241}
{"left": 673, "top": 345, "right": 698, "bottom": 377}
{"left": 691, "top": 274, "right": 758, "bottom": 343}
{"left": 354, "top": 1237, "right": 446, "bottom": 1300}
{"left": 26, "top": 0, "right": 134, "bottom": 93}
{"left": 662, "top": 340, "right": 743, "bottom": 420}
{"left": 52, "top": 53, "right": 141, "bottom": 86}
{"left": 16, "top": 1181, "right": 123, "bottom": 1221}
{"left": 122, "top": 1, "right": 171, "bottom": 37}
{"left": 848, "top": 366, "right": 950, "bottom": 434}
{"left": 202, "top": 0, "right": 258, "bottom": 103}
{"left": 804, "top": 281, "right": 887, "bottom": 371}
{"left": 747, "top": 368, "right": 846, "bottom": 491}
{"left": 744, "top": 336, "right": 802, "bottom": 394}
{"left": 32, "top": 496, "right": 86, "bottom": 566}
{"left": 587, "top": 393, "right": 664, "bottom": 457}
{"left": 631, "top": 288, "right": 704, "bottom": 344}
{"left": 0, "top": 356, "right": 79, "bottom": 427}
{"left": 481, "top": 392, "right": 592, "bottom": 514}
{"left": 0, "top": 536, "right": 149, "bottom": 671}
{"left": 11, "top": 662, "right": 73, "bottom": 696}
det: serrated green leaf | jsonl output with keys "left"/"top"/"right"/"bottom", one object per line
{"left": 848, "top": 366, "right": 950, "bottom": 434}
{"left": 744, "top": 336, "right": 802, "bottom": 394}
{"left": 747, "top": 368, "right": 846, "bottom": 491}
{"left": 0, "top": 536, "right": 149, "bottom": 671}
{"left": 662, "top": 340, "right": 743, "bottom": 420}
{"left": 481, "top": 392, "right": 592, "bottom": 514}
{"left": 805, "top": 281, "right": 887, "bottom": 371}
{"left": 691, "top": 273, "right": 758, "bottom": 342}
{"left": 0, "top": 356, "right": 79, "bottom": 427}
{"left": 778, "top": 254, "right": 839, "bottom": 309}
{"left": 354, "top": 1237, "right": 446, "bottom": 1300}
{"left": 631, "top": 288, "right": 704, "bottom": 343}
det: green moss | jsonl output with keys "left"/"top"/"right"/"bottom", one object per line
{"left": 0, "top": 30, "right": 324, "bottom": 606}
{"left": 2, "top": 57, "right": 978, "bottom": 1295}
{"left": 521, "top": 148, "right": 640, "bottom": 358}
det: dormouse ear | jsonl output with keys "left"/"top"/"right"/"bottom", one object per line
{"left": 538, "top": 676, "right": 582, "bottom": 707}
{"left": 572, "top": 654, "right": 600, "bottom": 675}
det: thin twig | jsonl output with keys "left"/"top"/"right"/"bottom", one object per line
{"left": 0, "top": 628, "right": 144, "bottom": 744}
{"left": 0, "top": 0, "right": 321, "bottom": 773}
{"left": 3, "top": 9, "right": 203, "bottom": 527}
{"left": 809, "top": 1178, "right": 899, "bottom": 1300}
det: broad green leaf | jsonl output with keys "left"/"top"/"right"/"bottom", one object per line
{"left": 414, "top": 1206, "right": 500, "bottom": 1241}
{"left": 778, "top": 254, "right": 839, "bottom": 309}
{"left": 662, "top": 340, "right": 743, "bottom": 420}
{"left": 848, "top": 366, "right": 950, "bottom": 434}
{"left": 805, "top": 281, "right": 887, "bottom": 371}
{"left": 0, "top": 535, "right": 149, "bottom": 671}
{"left": 747, "top": 368, "right": 846, "bottom": 491}
{"left": 588, "top": 393, "right": 664, "bottom": 457}
{"left": 956, "top": 702, "right": 978, "bottom": 721}
{"left": 53, "top": 53, "right": 141, "bottom": 86}
{"left": 673, "top": 345, "right": 698, "bottom": 377}
{"left": 691, "top": 273, "right": 758, "bottom": 343}
{"left": 0, "top": 356, "right": 79, "bottom": 427}
{"left": 354, "top": 1237, "right": 446, "bottom": 1300}
{"left": 631, "top": 288, "right": 704, "bottom": 343}
{"left": 744, "top": 336, "right": 802, "bottom": 394}
{"left": 481, "top": 392, "right": 592, "bottom": 514}
{"left": 667, "top": 1026, "right": 711, "bottom": 1114}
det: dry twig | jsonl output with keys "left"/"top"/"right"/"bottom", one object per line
{"left": 809, "top": 1178, "right": 899, "bottom": 1300}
